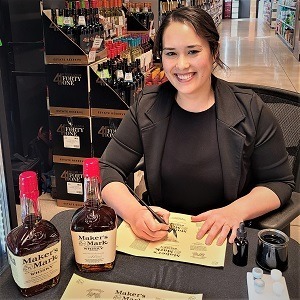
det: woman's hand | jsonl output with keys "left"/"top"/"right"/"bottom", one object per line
{"left": 191, "top": 205, "right": 242, "bottom": 246}
{"left": 127, "top": 206, "right": 171, "bottom": 242}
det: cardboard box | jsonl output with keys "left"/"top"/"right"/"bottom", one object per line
{"left": 46, "top": 64, "right": 92, "bottom": 116}
{"left": 92, "top": 117, "right": 123, "bottom": 158}
{"left": 50, "top": 116, "right": 92, "bottom": 161}
{"left": 42, "top": 10, "right": 107, "bottom": 65}
{"left": 54, "top": 162, "right": 84, "bottom": 207}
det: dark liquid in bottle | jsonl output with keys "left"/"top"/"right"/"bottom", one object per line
{"left": 71, "top": 203, "right": 117, "bottom": 272}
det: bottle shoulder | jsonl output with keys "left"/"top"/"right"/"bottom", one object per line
{"left": 71, "top": 205, "right": 116, "bottom": 232}
{"left": 6, "top": 220, "right": 61, "bottom": 256}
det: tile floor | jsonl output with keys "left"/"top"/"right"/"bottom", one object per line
{"left": 16, "top": 18, "right": 300, "bottom": 242}
{"left": 214, "top": 18, "right": 300, "bottom": 92}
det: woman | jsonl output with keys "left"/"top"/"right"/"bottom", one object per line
{"left": 100, "top": 7, "right": 294, "bottom": 245}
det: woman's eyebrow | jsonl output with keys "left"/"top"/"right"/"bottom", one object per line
{"left": 162, "top": 45, "right": 203, "bottom": 51}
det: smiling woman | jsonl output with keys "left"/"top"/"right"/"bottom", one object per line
{"left": 100, "top": 7, "right": 294, "bottom": 246}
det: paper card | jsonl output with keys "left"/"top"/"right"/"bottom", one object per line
{"left": 66, "top": 182, "right": 82, "bottom": 195}
{"left": 63, "top": 135, "right": 80, "bottom": 149}
{"left": 116, "top": 212, "right": 226, "bottom": 267}
{"left": 61, "top": 273, "right": 203, "bottom": 299}
{"left": 247, "top": 272, "right": 290, "bottom": 300}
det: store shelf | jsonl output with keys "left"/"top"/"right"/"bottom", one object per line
{"left": 158, "top": 0, "right": 223, "bottom": 27}
{"left": 263, "top": 0, "right": 278, "bottom": 28}
{"left": 276, "top": 0, "right": 299, "bottom": 60}
{"left": 277, "top": 31, "right": 294, "bottom": 49}
{"left": 278, "top": 3, "right": 296, "bottom": 10}
{"left": 277, "top": 18, "right": 295, "bottom": 29}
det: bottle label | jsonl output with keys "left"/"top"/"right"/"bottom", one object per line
{"left": 57, "top": 16, "right": 64, "bottom": 27}
{"left": 63, "top": 17, "right": 71, "bottom": 26}
{"left": 116, "top": 70, "right": 124, "bottom": 80}
{"left": 124, "top": 72, "right": 133, "bottom": 82}
{"left": 78, "top": 16, "right": 86, "bottom": 26}
{"left": 71, "top": 229, "right": 117, "bottom": 265}
{"left": 7, "top": 241, "right": 61, "bottom": 289}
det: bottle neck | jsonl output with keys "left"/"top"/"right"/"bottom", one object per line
{"left": 84, "top": 176, "right": 102, "bottom": 207}
{"left": 21, "top": 195, "right": 42, "bottom": 227}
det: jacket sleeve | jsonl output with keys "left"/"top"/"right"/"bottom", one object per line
{"left": 100, "top": 95, "right": 144, "bottom": 189}
{"left": 250, "top": 93, "right": 295, "bottom": 205}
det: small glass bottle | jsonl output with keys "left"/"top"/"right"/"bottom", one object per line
{"left": 6, "top": 171, "right": 61, "bottom": 297}
{"left": 232, "top": 222, "right": 248, "bottom": 266}
{"left": 70, "top": 158, "right": 117, "bottom": 272}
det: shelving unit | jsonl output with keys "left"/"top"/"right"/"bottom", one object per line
{"left": 158, "top": 0, "right": 223, "bottom": 27}
{"left": 263, "top": 0, "right": 278, "bottom": 28}
{"left": 275, "top": 0, "right": 300, "bottom": 60}
{"left": 206, "top": 0, "right": 224, "bottom": 26}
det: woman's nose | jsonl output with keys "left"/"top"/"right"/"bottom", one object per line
{"left": 176, "top": 56, "right": 190, "bottom": 70}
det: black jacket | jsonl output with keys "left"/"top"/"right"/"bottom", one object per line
{"left": 101, "top": 77, "right": 294, "bottom": 207}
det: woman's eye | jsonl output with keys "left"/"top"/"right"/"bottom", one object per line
{"left": 188, "top": 50, "right": 200, "bottom": 55}
{"left": 164, "top": 51, "right": 176, "bottom": 56}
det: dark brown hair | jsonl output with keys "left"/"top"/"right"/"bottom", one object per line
{"left": 153, "top": 6, "right": 227, "bottom": 70}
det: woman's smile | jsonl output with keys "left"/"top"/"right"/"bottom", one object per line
{"left": 174, "top": 72, "right": 196, "bottom": 82}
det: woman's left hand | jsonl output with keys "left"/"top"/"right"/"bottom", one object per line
{"left": 191, "top": 205, "right": 242, "bottom": 246}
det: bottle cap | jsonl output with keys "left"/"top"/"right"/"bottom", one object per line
{"left": 19, "top": 171, "right": 39, "bottom": 199}
{"left": 83, "top": 158, "right": 101, "bottom": 181}
{"left": 252, "top": 267, "right": 263, "bottom": 279}
{"left": 237, "top": 222, "right": 247, "bottom": 238}
{"left": 271, "top": 269, "right": 282, "bottom": 282}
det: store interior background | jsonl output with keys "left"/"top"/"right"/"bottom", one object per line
{"left": 0, "top": 0, "right": 299, "bottom": 249}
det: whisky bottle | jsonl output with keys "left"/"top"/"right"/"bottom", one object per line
{"left": 6, "top": 171, "right": 61, "bottom": 297}
{"left": 70, "top": 158, "right": 117, "bottom": 272}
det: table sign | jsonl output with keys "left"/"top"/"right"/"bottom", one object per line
{"left": 117, "top": 212, "right": 227, "bottom": 267}
{"left": 61, "top": 273, "right": 203, "bottom": 299}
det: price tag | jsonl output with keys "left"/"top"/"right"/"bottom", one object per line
{"left": 88, "top": 50, "right": 96, "bottom": 62}
{"left": 92, "top": 36, "right": 103, "bottom": 50}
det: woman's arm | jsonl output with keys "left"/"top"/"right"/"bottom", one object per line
{"left": 192, "top": 94, "right": 294, "bottom": 246}
{"left": 100, "top": 91, "right": 170, "bottom": 241}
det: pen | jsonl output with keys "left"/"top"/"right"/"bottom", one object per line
{"left": 125, "top": 183, "right": 177, "bottom": 238}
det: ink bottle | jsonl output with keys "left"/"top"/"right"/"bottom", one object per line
{"left": 232, "top": 222, "right": 248, "bottom": 266}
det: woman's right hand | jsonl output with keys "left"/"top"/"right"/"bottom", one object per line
{"left": 127, "top": 206, "right": 171, "bottom": 241}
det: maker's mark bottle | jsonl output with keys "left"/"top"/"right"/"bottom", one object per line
{"left": 71, "top": 158, "right": 117, "bottom": 272}
{"left": 6, "top": 171, "right": 61, "bottom": 297}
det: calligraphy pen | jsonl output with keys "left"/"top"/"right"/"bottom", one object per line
{"left": 125, "top": 183, "right": 177, "bottom": 238}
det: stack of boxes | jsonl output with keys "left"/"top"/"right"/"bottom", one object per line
{"left": 43, "top": 8, "right": 128, "bottom": 207}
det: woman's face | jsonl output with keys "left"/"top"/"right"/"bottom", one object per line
{"left": 162, "top": 21, "right": 214, "bottom": 97}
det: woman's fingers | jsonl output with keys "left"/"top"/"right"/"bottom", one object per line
{"left": 193, "top": 207, "right": 242, "bottom": 245}
{"left": 130, "top": 206, "right": 171, "bottom": 241}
